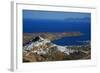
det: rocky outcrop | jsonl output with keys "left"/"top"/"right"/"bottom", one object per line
{"left": 23, "top": 36, "right": 91, "bottom": 62}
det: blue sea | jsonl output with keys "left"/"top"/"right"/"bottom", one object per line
{"left": 52, "top": 36, "right": 90, "bottom": 46}
{"left": 23, "top": 19, "right": 91, "bottom": 46}
{"left": 23, "top": 10, "right": 91, "bottom": 46}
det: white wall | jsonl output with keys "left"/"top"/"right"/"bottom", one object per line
{"left": 0, "top": 0, "right": 100, "bottom": 73}
{"left": 16, "top": 0, "right": 97, "bottom": 8}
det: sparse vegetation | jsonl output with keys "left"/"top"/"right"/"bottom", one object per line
{"left": 23, "top": 33, "right": 91, "bottom": 62}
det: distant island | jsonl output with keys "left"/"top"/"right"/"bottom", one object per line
{"left": 23, "top": 32, "right": 83, "bottom": 46}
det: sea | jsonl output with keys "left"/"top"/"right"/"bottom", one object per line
{"left": 23, "top": 19, "right": 91, "bottom": 46}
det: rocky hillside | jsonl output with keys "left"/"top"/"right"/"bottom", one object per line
{"left": 23, "top": 36, "right": 90, "bottom": 62}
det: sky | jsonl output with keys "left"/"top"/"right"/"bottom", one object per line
{"left": 23, "top": 10, "right": 90, "bottom": 21}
